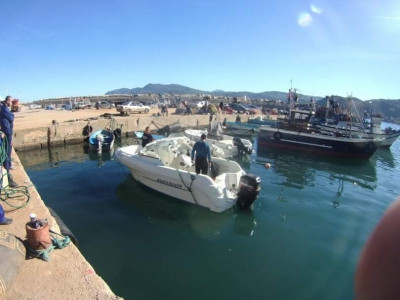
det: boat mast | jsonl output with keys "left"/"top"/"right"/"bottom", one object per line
{"left": 288, "top": 80, "right": 296, "bottom": 113}
{"left": 348, "top": 94, "right": 367, "bottom": 133}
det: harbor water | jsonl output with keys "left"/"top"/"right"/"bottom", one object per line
{"left": 18, "top": 129, "right": 400, "bottom": 300}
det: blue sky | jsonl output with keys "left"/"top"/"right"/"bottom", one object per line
{"left": 1, "top": 0, "right": 399, "bottom": 102}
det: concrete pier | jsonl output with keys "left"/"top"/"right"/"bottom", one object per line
{"left": 1, "top": 148, "right": 121, "bottom": 299}
{"left": 1, "top": 111, "right": 240, "bottom": 299}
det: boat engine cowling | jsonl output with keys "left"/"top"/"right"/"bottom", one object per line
{"left": 236, "top": 174, "right": 261, "bottom": 210}
{"left": 233, "top": 137, "right": 253, "bottom": 155}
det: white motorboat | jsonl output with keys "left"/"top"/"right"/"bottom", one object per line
{"left": 184, "top": 128, "right": 253, "bottom": 158}
{"left": 115, "top": 137, "right": 261, "bottom": 213}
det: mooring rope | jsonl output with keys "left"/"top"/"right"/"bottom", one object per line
{"left": 0, "top": 131, "right": 33, "bottom": 210}
{"left": 26, "top": 230, "right": 71, "bottom": 261}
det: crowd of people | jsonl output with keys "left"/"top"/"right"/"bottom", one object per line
{"left": 165, "top": 100, "right": 227, "bottom": 116}
{"left": 0, "top": 95, "right": 18, "bottom": 225}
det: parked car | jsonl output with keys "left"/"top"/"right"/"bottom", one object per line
{"left": 74, "top": 101, "right": 92, "bottom": 109}
{"left": 29, "top": 104, "right": 42, "bottom": 109}
{"left": 95, "top": 101, "right": 114, "bottom": 109}
{"left": 242, "top": 104, "right": 261, "bottom": 115}
{"left": 223, "top": 105, "right": 234, "bottom": 114}
{"left": 116, "top": 101, "right": 151, "bottom": 115}
{"left": 229, "top": 103, "right": 249, "bottom": 114}
{"left": 74, "top": 102, "right": 86, "bottom": 109}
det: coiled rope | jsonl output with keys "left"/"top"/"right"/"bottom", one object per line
{"left": 0, "top": 131, "right": 33, "bottom": 210}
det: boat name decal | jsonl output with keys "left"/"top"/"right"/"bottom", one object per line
{"left": 157, "top": 178, "right": 183, "bottom": 189}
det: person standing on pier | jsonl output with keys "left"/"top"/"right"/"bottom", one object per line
{"left": 191, "top": 134, "right": 211, "bottom": 175}
{"left": 0, "top": 96, "right": 18, "bottom": 188}
{"left": 0, "top": 204, "right": 12, "bottom": 225}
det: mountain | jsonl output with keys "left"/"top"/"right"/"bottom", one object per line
{"left": 106, "top": 84, "right": 314, "bottom": 101}
{"left": 106, "top": 83, "right": 204, "bottom": 95}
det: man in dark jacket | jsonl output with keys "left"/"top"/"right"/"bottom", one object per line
{"left": 191, "top": 133, "right": 211, "bottom": 175}
{"left": 0, "top": 96, "right": 18, "bottom": 188}
{"left": 142, "top": 127, "right": 154, "bottom": 147}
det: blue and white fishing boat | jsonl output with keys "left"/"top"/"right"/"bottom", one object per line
{"left": 89, "top": 129, "right": 115, "bottom": 152}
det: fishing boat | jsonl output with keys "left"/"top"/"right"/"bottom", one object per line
{"left": 222, "top": 115, "right": 278, "bottom": 134}
{"left": 88, "top": 129, "right": 115, "bottom": 152}
{"left": 313, "top": 97, "right": 400, "bottom": 148}
{"left": 223, "top": 121, "right": 258, "bottom": 136}
{"left": 258, "top": 125, "right": 381, "bottom": 158}
{"left": 115, "top": 137, "right": 261, "bottom": 213}
{"left": 247, "top": 115, "right": 279, "bottom": 126}
{"left": 257, "top": 89, "right": 382, "bottom": 159}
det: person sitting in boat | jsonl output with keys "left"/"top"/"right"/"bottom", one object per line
{"left": 191, "top": 133, "right": 211, "bottom": 175}
{"left": 142, "top": 127, "right": 154, "bottom": 147}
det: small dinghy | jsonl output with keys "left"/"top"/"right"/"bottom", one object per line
{"left": 115, "top": 137, "right": 261, "bottom": 212}
{"left": 89, "top": 129, "right": 115, "bottom": 152}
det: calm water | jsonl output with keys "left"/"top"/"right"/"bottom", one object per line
{"left": 18, "top": 130, "right": 400, "bottom": 300}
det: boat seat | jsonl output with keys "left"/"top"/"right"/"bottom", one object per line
{"left": 225, "top": 172, "right": 240, "bottom": 193}
{"left": 214, "top": 173, "right": 226, "bottom": 188}
{"left": 169, "top": 154, "right": 192, "bottom": 171}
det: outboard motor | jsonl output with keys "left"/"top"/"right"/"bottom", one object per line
{"left": 159, "top": 123, "right": 184, "bottom": 136}
{"left": 233, "top": 137, "right": 253, "bottom": 155}
{"left": 236, "top": 174, "right": 261, "bottom": 210}
{"left": 96, "top": 134, "right": 104, "bottom": 153}
{"left": 113, "top": 128, "right": 122, "bottom": 138}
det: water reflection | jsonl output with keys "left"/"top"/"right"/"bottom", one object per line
{"left": 375, "top": 148, "right": 397, "bottom": 168}
{"left": 83, "top": 142, "right": 114, "bottom": 167}
{"left": 116, "top": 174, "right": 257, "bottom": 237}
{"left": 17, "top": 143, "right": 87, "bottom": 170}
{"left": 256, "top": 148, "right": 377, "bottom": 191}
{"left": 234, "top": 210, "right": 257, "bottom": 236}
{"left": 231, "top": 154, "right": 253, "bottom": 171}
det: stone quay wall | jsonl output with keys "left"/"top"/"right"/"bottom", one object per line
{"left": 13, "top": 114, "right": 240, "bottom": 151}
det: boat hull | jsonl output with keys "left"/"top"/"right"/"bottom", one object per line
{"left": 316, "top": 124, "right": 400, "bottom": 148}
{"left": 115, "top": 145, "right": 243, "bottom": 212}
{"left": 258, "top": 126, "right": 380, "bottom": 159}
{"left": 379, "top": 131, "right": 400, "bottom": 148}
{"left": 223, "top": 123, "right": 256, "bottom": 137}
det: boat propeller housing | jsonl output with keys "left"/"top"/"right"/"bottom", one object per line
{"left": 233, "top": 137, "right": 253, "bottom": 155}
{"left": 236, "top": 174, "right": 261, "bottom": 209}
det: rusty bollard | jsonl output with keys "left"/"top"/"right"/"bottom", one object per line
{"left": 25, "top": 213, "right": 52, "bottom": 251}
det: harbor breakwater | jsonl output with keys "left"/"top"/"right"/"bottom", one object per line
{"left": 13, "top": 113, "right": 240, "bottom": 151}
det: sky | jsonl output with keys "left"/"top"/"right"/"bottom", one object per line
{"left": 1, "top": 0, "right": 399, "bottom": 102}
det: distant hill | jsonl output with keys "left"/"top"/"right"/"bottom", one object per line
{"left": 106, "top": 84, "right": 320, "bottom": 101}
{"left": 106, "top": 83, "right": 400, "bottom": 123}
{"left": 107, "top": 84, "right": 204, "bottom": 96}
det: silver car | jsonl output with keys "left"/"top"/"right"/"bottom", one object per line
{"left": 116, "top": 101, "right": 151, "bottom": 115}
